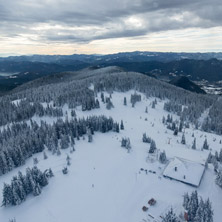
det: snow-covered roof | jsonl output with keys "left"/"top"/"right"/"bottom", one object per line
{"left": 163, "top": 157, "right": 206, "bottom": 187}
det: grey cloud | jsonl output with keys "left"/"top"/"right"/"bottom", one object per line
{"left": 0, "top": 0, "right": 221, "bottom": 44}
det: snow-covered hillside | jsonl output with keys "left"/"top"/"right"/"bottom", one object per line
{"left": 0, "top": 90, "right": 221, "bottom": 222}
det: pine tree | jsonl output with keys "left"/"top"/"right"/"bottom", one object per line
{"left": 203, "top": 198, "right": 213, "bottom": 222}
{"left": 60, "top": 134, "right": 70, "bottom": 149}
{"left": 120, "top": 120, "right": 124, "bottom": 130}
{"left": 121, "top": 138, "right": 127, "bottom": 147}
{"left": 48, "top": 168, "right": 54, "bottom": 177}
{"left": 173, "top": 128, "right": 178, "bottom": 136}
{"left": 159, "top": 150, "right": 167, "bottom": 163}
{"left": 62, "top": 167, "right": 68, "bottom": 174}
{"left": 124, "top": 97, "right": 127, "bottom": 106}
{"left": 192, "top": 138, "right": 196, "bottom": 150}
{"left": 66, "top": 155, "right": 71, "bottom": 166}
{"left": 126, "top": 138, "right": 131, "bottom": 153}
{"left": 162, "top": 116, "right": 166, "bottom": 124}
{"left": 162, "top": 208, "right": 179, "bottom": 222}
{"left": 215, "top": 151, "right": 219, "bottom": 161}
{"left": 181, "top": 133, "right": 186, "bottom": 145}
{"left": 95, "top": 99, "right": 100, "bottom": 108}
{"left": 187, "top": 191, "right": 199, "bottom": 221}
{"left": 101, "top": 92, "right": 105, "bottom": 103}
{"left": 215, "top": 169, "right": 222, "bottom": 188}
{"left": 149, "top": 140, "right": 156, "bottom": 153}
{"left": 219, "top": 149, "right": 222, "bottom": 163}
{"left": 183, "top": 192, "right": 190, "bottom": 210}
{"left": 57, "top": 148, "right": 61, "bottom": 156}
{"left": 43, "top": 151, "right": 48, "bottom": 160}
{"left": 203, "top": 138, "right": 209, "bottom": 150}
{"left": 194, "top": 198, "right": 205, "bottom": 222}
{"left": 33, "top": 157, "right": 38, "bottom": 165}
{"left": 2, "top": 183, "right": 13, "bottom": 206}
{"left": 179, "top": 121, "right": 183, "bottom": 132}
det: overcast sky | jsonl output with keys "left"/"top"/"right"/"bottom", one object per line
{"left": 0, "top": 0, "right": 222, "bottom": 55}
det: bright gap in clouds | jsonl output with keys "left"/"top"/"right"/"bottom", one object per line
{"left": 1, "top": 27, "right": 221, "bottom": 55}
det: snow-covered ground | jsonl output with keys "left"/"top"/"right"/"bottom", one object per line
{"left": 1, "top": 91, "right": 222, "bottom": 222}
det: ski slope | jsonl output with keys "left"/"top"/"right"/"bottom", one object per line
{"left": 0, "top": 90, "right": 222, "bottom": 222}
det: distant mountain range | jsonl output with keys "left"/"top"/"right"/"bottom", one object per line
{"left": 0, "top": 51, "right": 222, "bottom": 94}
{"left": 1, "top": 51, "right": 222, "bottom": 63}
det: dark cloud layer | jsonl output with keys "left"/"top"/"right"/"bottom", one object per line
{"left": 0, "top": 0, "right": 221, "bottom": 44}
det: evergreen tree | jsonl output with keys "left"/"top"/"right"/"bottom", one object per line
{"left": 126, "top": 138, "right": 131, "bottom": 153}
{"left": 2, "top": 183, "right": 13, "bottom": 206}
{"left": 33, "top": 157, "right": 38, "bottom": 165}
{"left": 181, "top": 133, "right": 186, "bottom": 145}
{"left": 183, "top": 192, "right": 190, "bottom": 210}
{"left": 159, "top": 150, "right": 167, "bottom": 163}
{"left": 149, "top": 140, "right": 156, "bottom": 153}
{"left": 215, "top": 169, "right": 222, "bottom": 188}
{"left": 121, "top": 138, "right": 127, "bottom": 147}
{"left": 187, "top": 191, "right": 199, "bottom": 221}
{"left": 194, "top": 198, "right": 205, "bottom": 222}
{"left": 101, "top": 92, "right": 105, "bottom": 103}
{"left": 219, "top": 149, "right": 222, "bottom": 163}
{"left": 120, "top": 120, "right": 124, "bottom": 130}
{"left": 203, "top": 198, "right": 213, "bottom": 222}
{"left": 95, "top": 99, "right": 100, "bottom": 108}
{"left": 173, "top": 128, "right": 178, "bottom": 136}
{"left": 162, "top": 208, "right": 179, "bottom": 222}
{"left": 123, "top": 97, "right": 127, "bottom": 106}
{"left": 60, "top": 134, "right": 70, "bottom": 149}
{"left": 203, "top": 138, "right": 209, "bottom": 150}
{"left": 215, "top": 151, "right": 219, "bottom": 161}
{"left": 192, "top": 138, "right": 196, "bottom": 150}
{"left": 57, "top": 148, "right": 61, "bottom": 156}
{"left": 43, "top": 151, "right": 48, "bottom": 160}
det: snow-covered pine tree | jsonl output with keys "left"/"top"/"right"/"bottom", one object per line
{"left": 101, "top": 92, "right": 105, "bottom": 103}
{"left": 183, "top": 192, "right": 190, "bottom": 210}
{"left": 203, "top": 198, "right": 213, "bottom": 222}
{"left": 173, "top": 128, "right": 178, "bottom": 136}
{"left": 66, "top": 155, "right": 71, "bottom": 166}
{"left": 126, "top": 138, "right": 131, "bottom": 153}
{"left": 124, "top": 97, "right": 127, "bottom": 106}
{"left": 192, "top": 138, "right": 197, "bottom": 150}
{"left": 43, "top": 151, "right": 48, "bottom": 160}
{"left": 121, "top": 138, "right": 127, "bottom": 147}
{"left": 181, "top": 133, "right": 186, "bottom": 145}
{"left": 215, "top": 169, "right": 222, "bottom": 188}
{"left": 120, "top": 120, "right": 124, "bottom": 130}
{"left": 2, "top": 183, "right": 13, "bottom": 206}
{"left": 194, "top": 198, "right": 205, "bottom": 222}
{"left": 95, "top": 99, "right": 100, "bottom": 108}
{"left": 203, "top": 138, "right": 209, "bottom": 150}
{"left": 187, "top": 191, "right": 199, "bottom": 221}
{"left": 57, "top": 148, "right": 61, "bottom": 156}
{"left": 219, "top": 149, "right": 222, "bottom": 163}
{"left": 60, "top": 134, "right": 70, "bottom": 149}
{"left": 162, "top": 208, "right": 179, "bottom": 222}
{"left": 142, "top": 133, "right": 151, "bottom": 143}
{"left": 159, "top": 150, "right": 167, "bottom": 163}
{"left": 33, "top": 157, "right": 38, "bottom": 165}
{"left": 149, "top": 140, "right": 156, "bottom": 153}
{"left": 215, "top": 151, "right": 219, "bottom": 161}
